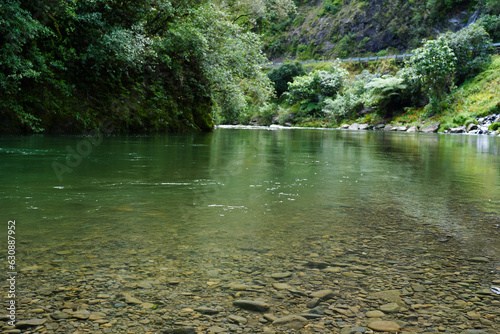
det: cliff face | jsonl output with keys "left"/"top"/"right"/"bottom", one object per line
{"left": 264, "top": 0, "right": 478, "bottom": 60}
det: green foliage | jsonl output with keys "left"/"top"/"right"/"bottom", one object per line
{"left": 476, "top": 15, "right": 500, "bottom": 44}
{"left": 442, "top": 23, "right": 493, "bottom": 85}
{"left": 0, "top": 0, "right": 281, "bottom": 132}
{"left": 489, "top": 122, "right": 500, "bottom": 131}
{"left": 426, "top": 0, "right": 468, "bottom": 20}
{"left": 409, "top": 36, "right": 457, "bottom": 113}
{"left": 322, "top": 0, "right": 343, "bottom": 16}
{"left": 285, "top": 64, "right": 349, "bottom": 121}
{"left": 267, "top": 61, "right": 306, "bottom": 97}
{"left": 480, "top": 0, "right": 500, "bottom": 14}
{"left": 363, "top": 76, "right": 408, "bottom": 117}
{"left": 337, "top": 34, "right": 356, "bottom": 58}
{"left": 322, "top": 92, "right": 361, "bottom": 123}
{"left": 286, "top": 64, "right": 348, "bottom": 107}
{"left": 464, "top": 118, "right": 478, "bottom": 127}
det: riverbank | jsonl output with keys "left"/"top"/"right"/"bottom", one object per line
{"left": 222, "top": 112, "right": 500, "bottom": 136}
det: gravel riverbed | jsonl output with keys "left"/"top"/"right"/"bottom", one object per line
{"left": 2, "top": 221, "right": 499, "bottom": 334}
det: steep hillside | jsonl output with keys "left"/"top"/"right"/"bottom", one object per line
{"left": 262, "top": 0, "right": 486, "bottom": 60}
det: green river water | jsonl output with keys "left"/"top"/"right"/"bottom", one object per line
{"left": 1, "top": 128, "right": 499, "bottom": 333}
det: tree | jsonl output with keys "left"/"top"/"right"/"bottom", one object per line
{"left": 267, "top": 61, "right": 306, "bottom": 97}
{"left": 214, "top": 0, "right": 296, "bottom": 24}
{"left": 0, "top": 0, "right": 278, "bottom": 132}
{"left": 286, "top": 63, "right": 348, "bottom": 118}
{"left": 443, "top": 23, "right": 493, "bottom": 84}
{"left": 409, "top": 36, "right": 457, "bottom": 112}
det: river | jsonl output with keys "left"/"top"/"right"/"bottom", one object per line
{"left": 1, "top": 128, "right": 499, "bottom": 333}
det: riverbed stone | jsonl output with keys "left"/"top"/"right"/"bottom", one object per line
{"left": 16, "top": 318, "right": 46, "bottom": 328}
{"left": 372, "top": 290, "right": 402, "bottom": 303}
{"left": 468, "top": 257, "right": 490, "bottom": 263}
{"left": 195, "top": 306, "right": 220, "bottom": 314}
{"left": 273, "top": 283, "right": 292, "bottom": 290}
{"left": 71, "top": 310, "right": 91, "bottom": 319}
{"left": 272, "top": 315, "right": 308, "bottom": 329}
{"left": 123, "top": 293, "right": 142, "bottom": 304}
{"left": 233, "top": 300, "right": 269, "bottom": 312}
{"left": 310, "top": 289, "right": 335, "bottom": 300}
{"left": 380, "top": 303, "right": 400, "bottom": 313}
{"left": 51, "top": 311, "right": 70, "bottom": 319}
{"left": 368, "top": 320, "right": 401, "bottom": 332}
{"left": 228, "top": 283, "right": 248, "bottom": 290}
{"left": 407, "top": 125, "right": 419, "bottom": 132}
{"left": 228, "top": 315, "right": 247, "bottom": 324}
{"left": 366, "top": 310, "right": 385, "bottom": 318}
{"left": 270, "top": 272, "right": 292, "bottom": 279}
{"left": 340, "top": 327, "right": 366, "bottom": 334}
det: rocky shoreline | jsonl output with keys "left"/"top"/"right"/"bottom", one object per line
{"left": 227, "top": 113, "right": 500, "bottom": 136}
{"left": 338, "top": 113, "right": 500, "bottom": 135}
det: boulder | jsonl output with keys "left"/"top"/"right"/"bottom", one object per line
{"left": 421, "top": 122, "right": 441, "bottom": 133}
{"left": 449, "top": 126, "right": 465, "bottom": 133}
{"left": 466, "top": 123, "right": 478, "bottom": 132}
{"left": 348, "top": 123, "right": 360, "bottom": 130}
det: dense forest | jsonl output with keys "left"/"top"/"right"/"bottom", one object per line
{"left": 0, "top": 0, "right": 295, "bottom": 133}
{"left": 1, "top": 0, "right": 499, "bottom": 133}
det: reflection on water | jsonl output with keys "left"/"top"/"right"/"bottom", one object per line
{"left": 1, "top": 130, "right": 499, "bottom": 270}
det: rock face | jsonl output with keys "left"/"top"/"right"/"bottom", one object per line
{"left": 271, "top": 0, "right": 473, "bottom": 60}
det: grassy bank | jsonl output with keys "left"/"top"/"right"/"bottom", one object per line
{"left": 393, "top": 54, "right": 500, "bottom": 131}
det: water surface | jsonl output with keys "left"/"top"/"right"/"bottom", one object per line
{"left": 1, "top": 129, "right": 499, "bottom": 287}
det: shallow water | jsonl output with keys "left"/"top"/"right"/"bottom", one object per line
{"left": 1, "top": 129, "right": 500, "bottom": 332}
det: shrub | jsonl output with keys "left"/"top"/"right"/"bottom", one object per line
{"left": 476, "top": 15, "right": 500, "bottom": 45}
{"left": 322, "top": 92, "right": 361, "bottom": 123}
{"left": 464, "top": 118, "right": 478, "bottom": 127}
{"left": 443, "top": 23, "right": 493, "bottom": 85}
{"left": 337, "top": 34, "right": 356, "bottom": 58}
{"left": 257, "top": 103, "right": 281, "bottom": 126}
{"left": 267, "top": 61, "right": 306, "bottom": 97}
{"left": 363, "top": 76, "right": 407, "bottom": 117}
{"left": 489, "top": 122, "right": 500, "bottom": 131}
{"left": 452, "top": 114, "right": 467, "bottom": 125}
{"left": 323, "top": 0, "right": 343, "bottom": 16}
{"left": 286, "top": 63, "right": 348, "bottom": 106}
{"left": 409, "top": 36, "right": 457, "bottom": 113}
